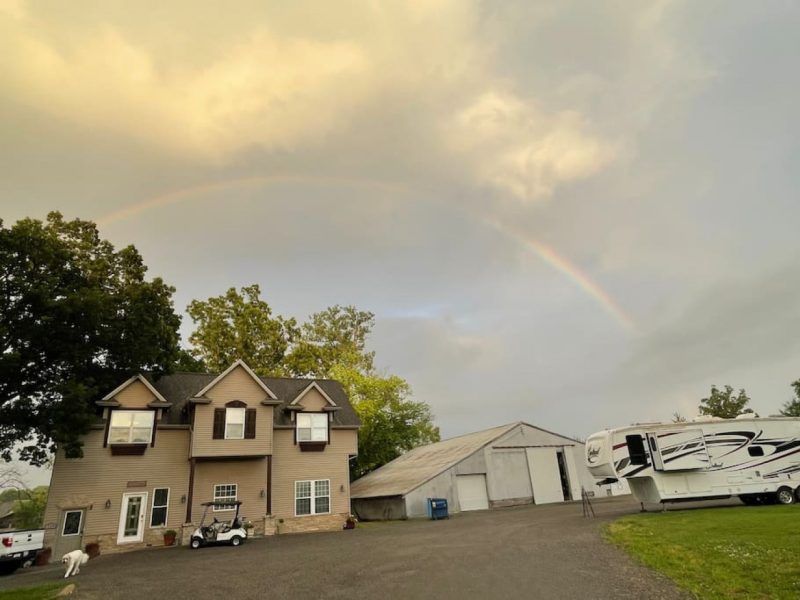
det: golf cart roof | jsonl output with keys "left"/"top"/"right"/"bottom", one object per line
{"left": 200, "top": 501, "right": 243, "bottom": 507}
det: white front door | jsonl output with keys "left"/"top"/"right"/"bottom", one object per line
{"left": 117, "top": 493, "right": 147, "bottom": 544}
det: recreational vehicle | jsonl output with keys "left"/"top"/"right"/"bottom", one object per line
{"left": 585, "top": 417, "right": 800, "bottom": 505}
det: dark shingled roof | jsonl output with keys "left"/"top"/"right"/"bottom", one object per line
{"left": 145, "top": 372, "right": 360, "bottom": 428}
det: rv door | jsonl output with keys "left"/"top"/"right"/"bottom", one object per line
{"left": 655, "top": 429, "right": 710, "bottom": 471}
{"left": 646, "top": 433, "right": 665, "bottom": 471}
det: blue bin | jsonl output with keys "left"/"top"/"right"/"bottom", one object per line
{"left": 427, "top": 498, "right": 449, "bottom": 520}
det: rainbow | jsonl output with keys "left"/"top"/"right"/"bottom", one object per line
{"left": 96, "top": 175, "right": 404, "bottom": 227}
{"left": 480, "top": 217, "right": 635, "bottom": 332}
{"left": 97, "top": 177, "right": 635, "bottom": 332}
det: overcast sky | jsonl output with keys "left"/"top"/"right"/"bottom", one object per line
{"left": 3, "top": 1, "right": 799, "bottom": 485}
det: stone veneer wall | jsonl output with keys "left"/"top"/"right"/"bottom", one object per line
{"left": 82, "top": 527, "right": 178, "bottom": 557}
{"left": 277, "top": 512, "right": 347, "bottom": 534}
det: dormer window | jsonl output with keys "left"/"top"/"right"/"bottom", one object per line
{"left": 109, "top": 410, "right": 155, "bottom": 444}
{"left": 297, "top": 413, "right": 328, "bottom": 443}
{"left": 225, "top": 408, "right": 245, "bottom": 440}
{"left": 212, "top": 401, "right": 256, "bottom": 440}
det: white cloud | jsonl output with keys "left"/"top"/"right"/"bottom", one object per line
{"left": 447, "top": 91, "right": 617, "bottom": 201}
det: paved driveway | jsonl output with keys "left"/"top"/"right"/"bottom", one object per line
{"left": 0, "top": 496, "right": 689, "bottom": 599}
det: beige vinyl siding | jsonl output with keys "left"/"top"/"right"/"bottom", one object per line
{"left": 271, "top": 429, "right": 357, "bottom": 518}
{"left": 191, "top": 365, "right": 274, "bottom": 457}
{"left": 190, "top": 459, "right": 268, "bottom": 524}
{"left": 43, "top": 429, "right": 190, "bottom": 547}
{"left": 114, "top": 380, "right": 157, "bottom": 408}
{"left": 297, "top": 388, "right": 330, "bottom": 411}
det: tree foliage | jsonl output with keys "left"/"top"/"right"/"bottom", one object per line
{"left": 0, "top": 213, "right": 181, "bottom": 465}
{"left": 187, "top": 285, "right": 297, "bottom": 376}
{"left": 286, "top": 306, "right": 375, "bottom": 376}
{"left": 330, "top": 365, "right": 440, "bottom": 479}
{"left": 698, "top": 385, "right": 753, "bottom": 419}
{"left": 779, "top": 379, "right": 800, "bottom": 417}
{"left": 12, "top": 487, "right": 48, "bottom": 529}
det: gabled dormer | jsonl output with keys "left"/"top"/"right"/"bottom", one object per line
{"left": 285, "top": 381, "right": 340, "bottom": 452}
{"left": 189, "top": 360, "right": 281, "bottom": 458}
{"left": 96, "top": 375, "right": 172, "bottom": 455}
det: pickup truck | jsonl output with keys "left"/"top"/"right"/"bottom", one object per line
{"left": 0, "top": 529, "right": 44, "bottom": 575}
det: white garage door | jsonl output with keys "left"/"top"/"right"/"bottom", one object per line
{"left": 457, "top": 474, "right": 489, "bottom": 511}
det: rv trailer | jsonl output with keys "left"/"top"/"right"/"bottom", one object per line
{"left": 585, "top": 417, "right": 800, "bottom": 505}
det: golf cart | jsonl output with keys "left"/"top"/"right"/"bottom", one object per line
{"left": 190, "top": 501, "right": 248, "bottom": 549}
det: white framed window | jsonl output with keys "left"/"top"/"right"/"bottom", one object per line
{"left": 214, "top": 484, "right": 237, "bottom": 511}
{"left": 150, "top": 488, "right": 169, "bottom": 527}
{"left": 295, "top": 479, "right": 330, "bottom": 516}
{"left": 109, "top": 410, "right": 155, "bottom": 444}
{"left": 296, "top": 413, "right": 328, "bottom": 442}
{"left": 225, "top": 408, "right": 245, "bottom": 439}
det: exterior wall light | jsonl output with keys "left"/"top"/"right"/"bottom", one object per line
{"left": 105, "top": 499, "right": 111, "bottom": 509}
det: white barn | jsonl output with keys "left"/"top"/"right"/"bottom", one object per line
{"left": 350, "top": 422, "right": 628, "bottom": 520}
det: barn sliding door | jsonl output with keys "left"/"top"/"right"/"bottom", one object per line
{"left": 526, "top": 448, "right": 565, "bottom": 504}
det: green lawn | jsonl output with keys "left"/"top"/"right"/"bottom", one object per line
{"left": 605, "top": 505, "right": 800, "bottom": 600}
{"left": 0, "top": 583, "right": 65, "bottom": 600}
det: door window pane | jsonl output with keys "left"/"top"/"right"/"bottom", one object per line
{"left": 62, "top": 511, "right": 82, "bottom": 536}
{"left": 124, "top": 497, "right": 142, "bottom": 537}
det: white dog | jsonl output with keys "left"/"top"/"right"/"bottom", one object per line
{"left": 61, "top": 550, "right": 89, "bottom": 578}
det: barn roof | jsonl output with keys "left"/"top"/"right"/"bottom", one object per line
{"left": 350, "top": 423, "right": 521, "bottom": 499}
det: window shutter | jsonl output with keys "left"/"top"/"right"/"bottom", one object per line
{"left": 245, "top": 408, "right": 256, "bottom": 439}
{"left": 213, "top": 408, "right": 225, "bottom": 439}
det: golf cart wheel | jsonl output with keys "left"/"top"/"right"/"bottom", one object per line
{"left": 776, "top": 487, "right": 795, "bottom": 505}
{"left": 230, "top": 536, "right": 242, "bottom": 547}
{"left": 190, "top": 538, "right": 202, "bottom": 549}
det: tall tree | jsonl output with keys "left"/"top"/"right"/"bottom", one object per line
{"left": 698, "top": 385, "right": 753, "bottom": 419}
{"left": 330, "top": 365, "right": 440, "bottom": 479}
{"left": 187, "top": 285, "right": 297, "bottom": 376}
{"left": 779, "top": 379, "right": 800, "bottom": 417}
{"left": 0, "top": 213, "right": 181, "bottom": 465}
{"left": 286, "top": 306, "right": 375, "bottom": 377}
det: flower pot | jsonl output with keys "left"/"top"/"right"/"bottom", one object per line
{"left": 34, "top": 547, "right": 52, "bottom": 566}
{"left": 163, "top": 532, "right": 177, "bottom": 546}
{"left": 85, "top": 542, "right": 101, "bottom": 558}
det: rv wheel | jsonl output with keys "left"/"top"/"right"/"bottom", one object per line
{"left": 776, "top": 487, "right": 795, "bottom": 505}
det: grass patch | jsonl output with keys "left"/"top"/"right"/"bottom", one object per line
{"left": 605, "top": 505, "right": 800, "bottom": 600}
{"left": 0, "top": 582, "right": 65, "bottom": 600}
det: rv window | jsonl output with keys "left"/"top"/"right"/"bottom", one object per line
{"left": 747, "top": 446, "right": 764, "bottom": 457}
{"left": 626, "top": 435, "right": 648, "bottom": 465}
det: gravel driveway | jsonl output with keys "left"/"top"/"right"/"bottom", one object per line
{"left": 0, "top": 496, "right": 689, "bottom": 600}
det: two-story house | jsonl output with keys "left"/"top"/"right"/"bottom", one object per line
{"left": 42, "top": 360, "right": 360, "bottom": 557}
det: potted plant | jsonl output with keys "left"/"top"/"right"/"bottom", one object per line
{"left": 343, "top": 515, "right": 357, "bottom": 530}
{"left": 85, "top": 542, "right": 101, "bottom": 558}
{"left": 243, "top": 521, "right": 254, "bottom": 535}
{"left": 163, "top": 529, "right": 177, "bottom": 546}
{"left": 34, "top": 547, "right": 51, "bottom": 566}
